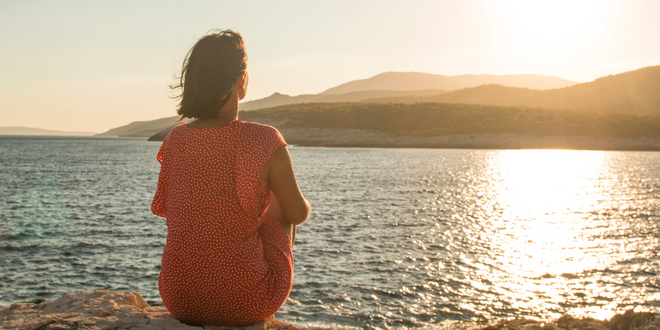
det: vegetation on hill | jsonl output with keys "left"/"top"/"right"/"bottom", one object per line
{"left": 241, "top": 102, "right": 660, "bottom": 138}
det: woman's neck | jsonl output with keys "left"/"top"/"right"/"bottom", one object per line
{"left": 188, "top": 91, "right": 239, "bottom": 129}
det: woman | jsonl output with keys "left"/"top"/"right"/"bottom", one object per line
{"left": 151, "top": 30, "right": 311, "bottom": 327}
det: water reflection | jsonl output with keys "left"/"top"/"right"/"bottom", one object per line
{"left": 493, "top": 150, "right": 607, "bottom": 220}
{"left": 481, "top": 150, "right": 646, "bottom": 319}
{"left": 3, "top": 140, "right": 658, "bottom": 328}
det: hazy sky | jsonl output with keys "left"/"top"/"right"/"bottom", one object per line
{"left": 1, "top": 0, "right": 659, "bottom": 132}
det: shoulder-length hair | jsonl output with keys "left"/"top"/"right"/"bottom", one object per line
{"left": 171, "top": 30, "right": 247, "bottom": 120}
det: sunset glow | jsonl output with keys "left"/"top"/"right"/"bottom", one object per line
{"left": 1, "top": 1, "right": 659, "bottom": 132}
{"left": 492, "top": 0, "right": 611, "bottom": 51}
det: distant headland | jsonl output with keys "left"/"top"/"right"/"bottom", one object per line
{"left": 99, "top": 67, "right": 660, "bottom": 151}
{"left": 0, "top": 127, "right": 97, "bottom": 136}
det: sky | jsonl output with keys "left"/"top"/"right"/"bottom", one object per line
{"left": 1, "top": 0, "right": 660, "bottom": 133}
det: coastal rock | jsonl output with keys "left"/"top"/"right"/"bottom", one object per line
{"left": 0, "top": 290, "right": 306, "bottom": 330}
{"left": 480, "top": 311, "right": 658, "bottom": 330}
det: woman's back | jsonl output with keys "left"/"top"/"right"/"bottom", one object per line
{"left": 152, "top": 121, "right": 293, "bottom": 326}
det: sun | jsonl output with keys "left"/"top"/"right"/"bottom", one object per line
{"left": 488, "top": 0, "right": 612, "bottom": 52}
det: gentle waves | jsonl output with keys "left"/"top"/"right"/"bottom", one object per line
{"left": 0, "top": 136, "right": 659, "bottom": 329}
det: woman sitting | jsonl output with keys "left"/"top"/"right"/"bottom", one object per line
{"left": 151, "top": 30, "right": 311, "bottom": 327}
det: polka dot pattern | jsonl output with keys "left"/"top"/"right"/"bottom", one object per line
{"left": 151, "top": 121, "right": 292, "bottom": 327}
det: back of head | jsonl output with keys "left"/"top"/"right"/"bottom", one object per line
{"left": 173, "top": 30, "right": 247, "bottom": 120}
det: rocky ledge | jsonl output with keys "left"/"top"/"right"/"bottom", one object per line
{"left": 478, "top": 310, "right": 659, "bottom": 330}
{"left": 277, "top": 128, "right": 660, "bottom": 151}
{"left": 0, "top": 290, "right": 306, "bottom": 330}
{"left": 2, "top": 290, "right": 658, "bottom": 330}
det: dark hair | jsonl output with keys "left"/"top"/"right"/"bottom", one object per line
{"left": 171, "top": 30, "right": 247, "bottom": 120}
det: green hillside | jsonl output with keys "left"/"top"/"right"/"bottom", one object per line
{"left": 241, "top": 102, "right": 660, "bottom": 138}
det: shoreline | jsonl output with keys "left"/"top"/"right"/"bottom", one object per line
{"left": 146, "top": 125, "right": 660, "bottom": 152}
{"left": 2, "top": 291, "right": 658, "bottom": 330}
{"left": 278, "top": 128, "right": 660, "bottom": 152}
{"left": 0, "top": 291, "right": 305, "bottom": 330}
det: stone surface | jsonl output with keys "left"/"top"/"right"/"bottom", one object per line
{"left": 0, "top": 290, "right": 307, "bottom": 330}
{"left": 2, "top": 291, "right": 657, "bottom": 330}
{"left": 275, "top": 128, "right": 660, "bottom": 151}
{"left": 479, "top": 310, "right": 659, "bottom": 330}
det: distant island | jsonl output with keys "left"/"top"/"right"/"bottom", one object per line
{"left": 102, "top": 66, "right": 660, "bottom": 151}
{"left": 0, "top": 127, "right": 97, "bottom": 136}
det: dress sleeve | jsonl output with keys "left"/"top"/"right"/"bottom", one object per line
{"left": 262, "top": 126, "right": 288, "bottom": 157}
{"left": 151, "top": 134, "right": 171, "bottom": 217}
{"left": 235, "top": 124, "right": 287, "bottom": 220}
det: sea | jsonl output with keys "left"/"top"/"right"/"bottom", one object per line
{"left": 1, "top": 135, "right": 659, "bottom": 329}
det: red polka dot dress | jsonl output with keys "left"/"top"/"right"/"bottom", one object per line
{"left": 151, "top": 121, "right": 293, "bottom": 327}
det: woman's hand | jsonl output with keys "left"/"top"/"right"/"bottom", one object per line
{"left": 265, "top": 191, "right": 296, "bottom": 246}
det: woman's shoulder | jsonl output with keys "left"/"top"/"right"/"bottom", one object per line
{"left": 236, "top": 121, "right": 286, "bottom": 146}
{"left": 159, "top": 122, "right": 188, "bottom": 143}
{"left": 237, "top": 120, "right": 278, "bottom": 132}
{"left": 237, "top": 121, "right": 282, "bottom": 137}
{"left": 166, "top": 122, "right": 189, "bottom": 135}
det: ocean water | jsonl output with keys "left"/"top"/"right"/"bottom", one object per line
{"left": 1, "top": 136, "right": 659, "bottom": 329}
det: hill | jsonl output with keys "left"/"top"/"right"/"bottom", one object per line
{"left": 0, "top": 127, "right": 97, "bottom": 136}
{"left": 320, "top": 72, "right": 577, "bottom": 95}
{"left": 239, "top": 89, "right": 446, "bottom": 111}
{"left": 96, "top": 116, "right": 182, "bottom": 137}
{"left": 104, "top": 66, "right": 658, "bottom": 138}
{"left": 238, "top": 71, "right": 575, "bottom": 111}
{"left": 366, "top": 66, "right": 660, "bottom": 115}
{"left": 239, "top": 102, "right": 660, "bottom": 138}
{"left": 98, "top": 90, "right": 447, "bottom": 137}
{"left": 364, "top": 84, "right": 541, "bottom": 106}
{"left": 148, "top": 102, "right": 660, "bottom": 150}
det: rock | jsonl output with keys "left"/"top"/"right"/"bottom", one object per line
{"left": 478, "top": 310, "right": 658, "bottom": 330}
{"left": 610, "top": 310, "right": 657, "bottom": 330}
{"left": 0, "top": 290, "right": 306, "bottom": 330}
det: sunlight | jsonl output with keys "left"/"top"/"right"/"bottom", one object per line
{"left": 492, "top": 0, "right": 610, "bottom": 51}
{"left": 494, "top": 149, "right": 605, "bottom": 222}
{"left": 482, "top": 150, "right": 622, "bottom": 317}
{"left": 491, "top": 150, "right": 611, "bottom": 276}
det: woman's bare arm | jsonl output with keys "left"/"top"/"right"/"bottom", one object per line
{"left": 260, "top": 146, "right": 310, "bottom": 225}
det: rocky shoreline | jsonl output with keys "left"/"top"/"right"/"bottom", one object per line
{"left": 2, "top": 291, "right": 658, "bottom": 330}
{"left": 277, "top": 128, "right": 660, "bottom": 151}
{"left": 0, "top": 291, "right": 305, "bottom": 330}
{"left": 147, "top": 125, "right": 660, "bottom": 152}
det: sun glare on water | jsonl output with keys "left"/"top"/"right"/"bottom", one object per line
{"left": 483, "top": 150, "right": 623, "bottom": 319}
{"left": 494, "top": 149, "right": 606, "bottom": 223}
